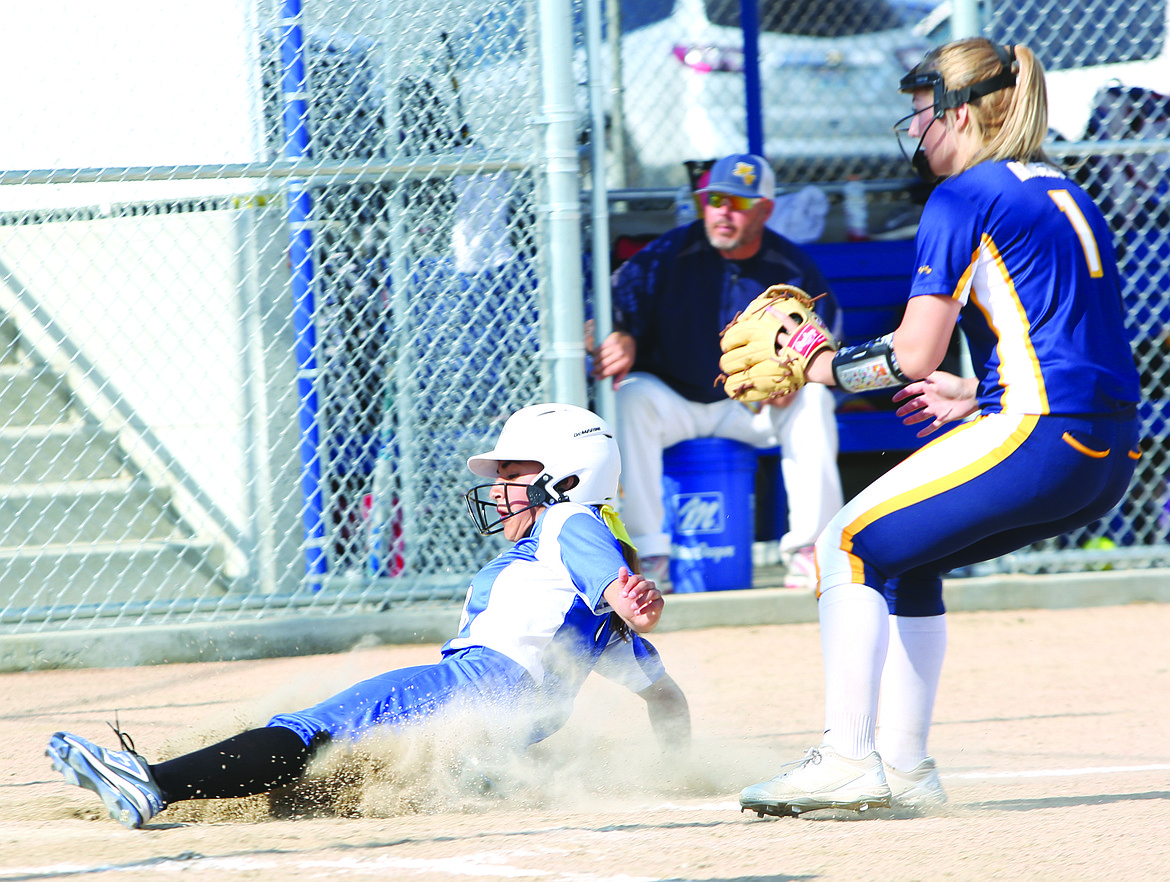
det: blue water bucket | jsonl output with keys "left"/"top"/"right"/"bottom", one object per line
{"left": 662, "top": 437, "right": 757, "bottom": 592}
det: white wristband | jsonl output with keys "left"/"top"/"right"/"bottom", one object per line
{"left": 831, "top": 333, "right": 911, "bottom": 392}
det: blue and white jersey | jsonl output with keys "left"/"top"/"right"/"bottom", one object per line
{"left": 909, "top": 160, "right": 1141, "bottom": 416}
{"left": 443, "top": 502, "right": 653, "bottom": 690}
{"left": 271, "top": 502, "right": 667, "bottom": 747}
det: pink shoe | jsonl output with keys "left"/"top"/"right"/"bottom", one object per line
{"left": 784, "top": 546, "right": 817, "bottom": 590}
{"left": 640, "top": 554, "right": 673, "bottom": 593}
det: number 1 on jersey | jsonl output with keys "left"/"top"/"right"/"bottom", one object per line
{"left": 1049, "top": 189, "right": 1103, "bottom": 278}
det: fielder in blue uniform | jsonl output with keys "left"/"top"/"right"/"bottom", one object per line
{"left": 733, "top": 39, "right": 1141, "bottom": 817}
{"left": 47, "top": 404, "right": 690, "bottom": 828}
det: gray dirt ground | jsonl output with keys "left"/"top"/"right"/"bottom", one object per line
{"left": 4, "top": 602, "right": 1168, "bottom": 881}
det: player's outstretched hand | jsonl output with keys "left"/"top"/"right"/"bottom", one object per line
{"left": 892, "top": 371, "right": 980, "bottom": 437}
{"left": 608, "top": 567, "right": 664, "bottom": 633}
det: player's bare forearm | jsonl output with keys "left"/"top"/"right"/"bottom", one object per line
{"left": 604, "top": 567, "right": 664, "bottom": 632}
{"left": 891, "top": 294, "right": 964, "bottom": 379}
{"left": 806, "top": 349, "right": 835, "bottom": 385}
{"left": 638, "top": 674, "right": 692, "bottom": 753}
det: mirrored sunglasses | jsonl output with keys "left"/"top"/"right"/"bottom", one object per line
{"left": 706, "top": 192, "right": 763, "bottom": 211}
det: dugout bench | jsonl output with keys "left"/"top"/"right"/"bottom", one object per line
{"left": 803, "top": 237, "right": 926, "bottom": 453}
{"left": 750, "top": 237, "right": 928, "bottom": 458}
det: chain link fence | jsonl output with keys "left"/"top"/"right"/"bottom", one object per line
{"left": 593, "top": 0, "right": 931, "bottom": 188}
{"left": 0, "top": 0, "right": 548, "bottom": 639}
{"left": 586, "top": 0, "right": 1170, "bottom": 574}
{"left": 0, "top": 0, "right": 1167, "bottom": 653}
{"left": 983, "top": 0, "right": 1170, "bottom": 573}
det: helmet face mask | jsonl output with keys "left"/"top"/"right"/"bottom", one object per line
{"left": 464, "top": 404, "right": 621, "bottom": 537}
{"left": 464, "top": 474, "right": 564, "bottom": 536}
{"left": 893, "top": 103, "right": 944, "bottom": 183}
{"left": 898, "top": 69, "right": 949, "bottom": 121}
{"left": 893, "top": 42, "right": 1017, "bottom": 181}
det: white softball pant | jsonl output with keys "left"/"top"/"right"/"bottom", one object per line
{"left": 613, "top": 372, "right": 843, "bottom": 557}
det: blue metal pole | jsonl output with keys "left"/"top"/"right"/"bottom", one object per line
{"left": 280, "top": 0, "right": 327, "bottom": 587}
{"left": 741, "top": 0, "right": 763, "bottom": 155}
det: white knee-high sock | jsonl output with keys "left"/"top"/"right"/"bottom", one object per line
{"left": 876, "top": 614, "right": 947, "bottom": 772}
{"left": 818, "top": 583, "right": 889, "bottom": 760}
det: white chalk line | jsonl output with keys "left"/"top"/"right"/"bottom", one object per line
{"left": 646, "top": 763, "right": 1170, "bottom": 812}
{"left": 945, "top": 763, "right": 1170, "bottom": 780}
{"left": 7, "top": 766, "right": 1167, "bottom": 878}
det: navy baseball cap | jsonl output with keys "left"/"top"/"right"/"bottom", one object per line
{"left": 696, "top": 154, "right": 775, "bottom": 199}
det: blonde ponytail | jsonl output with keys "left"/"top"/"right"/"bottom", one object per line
{"left": 931, "top": 38, "right": 1052, "bottom": 169}
{"left": 973, "top": 45, "right": 1051, "bottom": 166}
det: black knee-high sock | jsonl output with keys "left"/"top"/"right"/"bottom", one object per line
{"left": 149, "top": 726, "right": 327, "bottom": 803}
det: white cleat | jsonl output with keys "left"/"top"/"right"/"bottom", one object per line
{"left": 740, "top": 744, "right": 891, "bottom": 817}
{"left": 884, "top": 757, "right": 947, "bottom": 811}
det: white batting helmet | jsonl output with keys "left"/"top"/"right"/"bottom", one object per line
{"left": 465, "top": 403, "right": 621, "bottom": 534}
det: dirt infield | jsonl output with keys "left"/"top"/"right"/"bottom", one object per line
{"left": 5, "top": 602, "right": 1168, "bottom": 881}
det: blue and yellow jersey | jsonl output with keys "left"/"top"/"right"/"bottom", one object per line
{"left": 909, "top": 160, "right": 1141, "bottom": 416}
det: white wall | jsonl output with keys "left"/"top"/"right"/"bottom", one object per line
{"left": 0, "top": 0, "right": 260, "bottom": 211}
